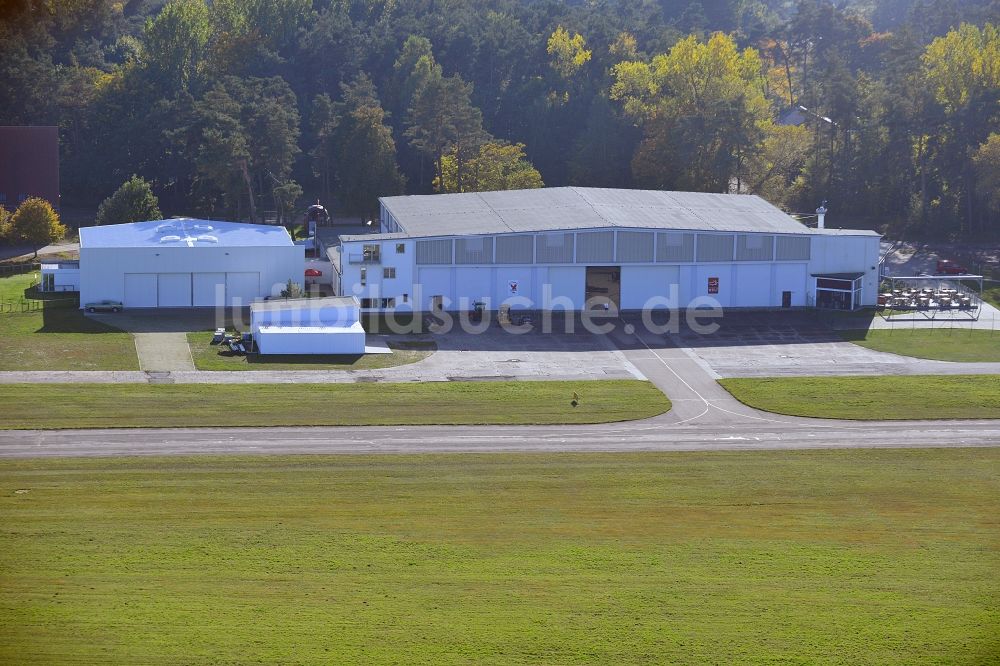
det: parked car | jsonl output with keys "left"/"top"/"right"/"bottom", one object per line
{"left": 84, "top": 300, "right": 123, "bottom": 313}
{"left": 936, "top": 259, "right": 969, "bottom": 275}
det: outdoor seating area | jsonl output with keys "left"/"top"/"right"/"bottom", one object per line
{"left": 878, "top": 286, "right": 975, "bottom": 311}
{"left": 876, "top": 274, "right": 984, "bottom": 318}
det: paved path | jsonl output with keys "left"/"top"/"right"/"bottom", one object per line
{"left": 0, "top": 240, "right": 79, "bottom": 262}
{"left": 0, "top": 326, "right": 644, "bottom": 384}
{"left": 133, "top": 332, "right": 195, "bottom": 372}
{"left": 663, "top": 313, "right": 1000, "bottom": 378}
{"left": 3, "top": 421, "right": 998, "bottom": 458}
{"left": 2, "top": 319, "right": 998, "bottom": 459}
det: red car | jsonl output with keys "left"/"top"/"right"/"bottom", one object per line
{"left": 936, "top": 259, "right": 969, "bottom": 275}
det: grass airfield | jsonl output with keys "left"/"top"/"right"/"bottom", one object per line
{"left": 2, "top": 449, "right": 998, "bottom": 664}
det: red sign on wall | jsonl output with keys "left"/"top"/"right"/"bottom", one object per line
{"left": 707, "top": 277, "right": 719, "bottom": 294}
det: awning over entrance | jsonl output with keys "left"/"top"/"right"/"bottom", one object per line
{"left": 810, "top": 272, "right": 864, "bottom": 280}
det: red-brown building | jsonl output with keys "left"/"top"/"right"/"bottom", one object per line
{"left": 0, "top": 126, "right": 60, "bottom": 211}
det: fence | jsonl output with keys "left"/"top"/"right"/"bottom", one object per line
{"left": 0, "top": 296, "right": 78, "bottom": 314}
{"left": 0, "top": 262, "right": 40, "bottom": 277}
{"left": 1, "top": 264, "right": 78, "bottom": 313}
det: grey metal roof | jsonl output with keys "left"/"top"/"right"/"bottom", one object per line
{"left": 338, "top": 231, "right": 409, "bottom": 242}
{"left": 372, "top": 187, "right": 835, "bottom": 239}
{"left": 808, "top": 228, "right": 882, "bottom": 237}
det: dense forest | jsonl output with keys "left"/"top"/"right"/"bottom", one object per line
{"left": 1, "top": 0, "right": 998, "bottom": 237}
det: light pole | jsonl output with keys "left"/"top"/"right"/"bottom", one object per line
{"left": 798, "top": 105, "right": 837, "bottom": 200}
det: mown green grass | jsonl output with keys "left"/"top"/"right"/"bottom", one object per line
{"left": 720, "top": 375, "right": 1000, "bottom": 419}
{"left": 186, "top": 331, "right": 435, "bottom": 370}
{"left": 1, "top": 449, "right": 998, "bottom": 664}
{"left": 0, "top": 270, "right": 42, "bottom": 304}
{"left": 0, "top": 274, "right": 138, "bottom": 371}
{"left": 983, "top": 284, "right": 1000, "bottom": 309}
{"left": 840, "top": 328, "right": 1000, "bottom": 362}
{"left": 0, "top": 380, "right": 669, "bottom": 429}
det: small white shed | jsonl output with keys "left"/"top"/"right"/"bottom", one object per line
{"left": 251, "top": 296, "right": 365, "bottom": 355}
{"left": 40, "top": 261, "right": 81, "bottom": 292}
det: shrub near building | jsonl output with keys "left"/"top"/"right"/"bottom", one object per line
{"left": 95, "top": 175, "right": 162, "bottom": 226}
{"left": 10, "top": 198, "right": 66, "bottom": 257}
{"left": 0, "top": 205, "right": 12, "bottom": 243}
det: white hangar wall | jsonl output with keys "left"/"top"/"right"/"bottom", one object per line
{"left": 807, "top": 233, "right": 881, "bottom": 306}
{"left": 336, "top": 228, "right": 879, "bottom": 312}
{"left": 400, "top": 262, "right": 811, "bottom": 311}
{"left": 80, "top": 245, "right": 304, "bottom": 308}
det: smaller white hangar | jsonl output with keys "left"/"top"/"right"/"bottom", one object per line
{"left": 78, "top": 219, "right": 303, "bottom": 308}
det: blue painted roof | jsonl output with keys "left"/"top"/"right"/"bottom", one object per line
{"left": 80, "top": 218, "right": 293, "bottom": 249}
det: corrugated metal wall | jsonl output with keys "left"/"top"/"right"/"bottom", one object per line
{"left": 455, "top": 236, "right": 494, "bottom": 264}
{"left": 696, "top": 234, "right": 734, "bottom": 262}
{"left": 656, "top": 232, "right": 695, "bottom": 262}
{"left": 616, "top": 231, "right": 655, "bottom": 262}
{"left": 735, "top": 234, "right": 774, "bottom": 261}
{"left": 575, "top": 231, "right": 614, "bottom": 263}
{"left": 413, "top": 230, "right": 807, "bottom": 265}
{"left": 775, "top": 235, "right": 811, "bottom": 260}
{"left": 535, "top": 233, "right": 575, "bottom": 263}
{"left": 495, "top": 235, "right": 534, "bottom": 263}
{"left": 416, "top": 239, "right": 453, "bottom": 264}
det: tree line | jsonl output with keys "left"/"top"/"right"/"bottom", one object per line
{"left": 0, "top": 0, "right": 997, "bottom": 237}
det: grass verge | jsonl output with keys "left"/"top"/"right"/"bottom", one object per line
{"left": 983, "top": 283, "right": 1000, "bottom": 309}
{"left": 840, "top": 328, "right": 1000, "bottom": 362}
{"left": 0, "top": 274, "right": 138, "bottom": 371}
{"left": 1, "top": 449, "right": 998, "bottom": 664}
{"left": 719, "top": 375, "right": 1000, "bottom": 419}
{"left": 186, "top": 332, "right": 435, "bottom": 370}
{"left": 0, "top": 380, "right": 669, "bottom": 429}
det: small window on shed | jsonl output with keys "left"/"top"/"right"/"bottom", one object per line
{"left": 396, "top": 243, "right": 405, "bottom": 254}
{"left": 360, "top": 267, "right": 367, "bottom": 286}
{"left": 383, "top": 267, "right": 396, "bottom": 279}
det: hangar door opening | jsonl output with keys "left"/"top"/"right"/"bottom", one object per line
{"left": 225, "top": 272, "right": 260, "bottom": 307}
{"left": 193, "top": 273, "right": 226, "bottom": 307}
{"left": 124, "top": 273, "right": 157, "bottom": 308}
{"left": 158, "top": 273, "right": 192, "bottom": 307}
{"left": 585, "top": 266, "right": 620, "bottom": 310}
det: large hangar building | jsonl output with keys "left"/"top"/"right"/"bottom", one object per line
{"left": 332, "top": 187, "right": 880, "bottom": 313}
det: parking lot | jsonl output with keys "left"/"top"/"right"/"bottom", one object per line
{"left": 666, "top": 311, "right": 1000, "bottom": 377}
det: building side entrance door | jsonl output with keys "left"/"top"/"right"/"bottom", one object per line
{"left": 585, "top": 266, "right": 621, "bottom": 310}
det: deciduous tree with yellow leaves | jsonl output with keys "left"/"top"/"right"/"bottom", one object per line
{"left": 610, "top": 32, "right": 772, "bottom": 192}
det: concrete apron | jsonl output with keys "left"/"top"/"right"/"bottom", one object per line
{"left": 133, "top": 332, "right": 196, "bottom": 372}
